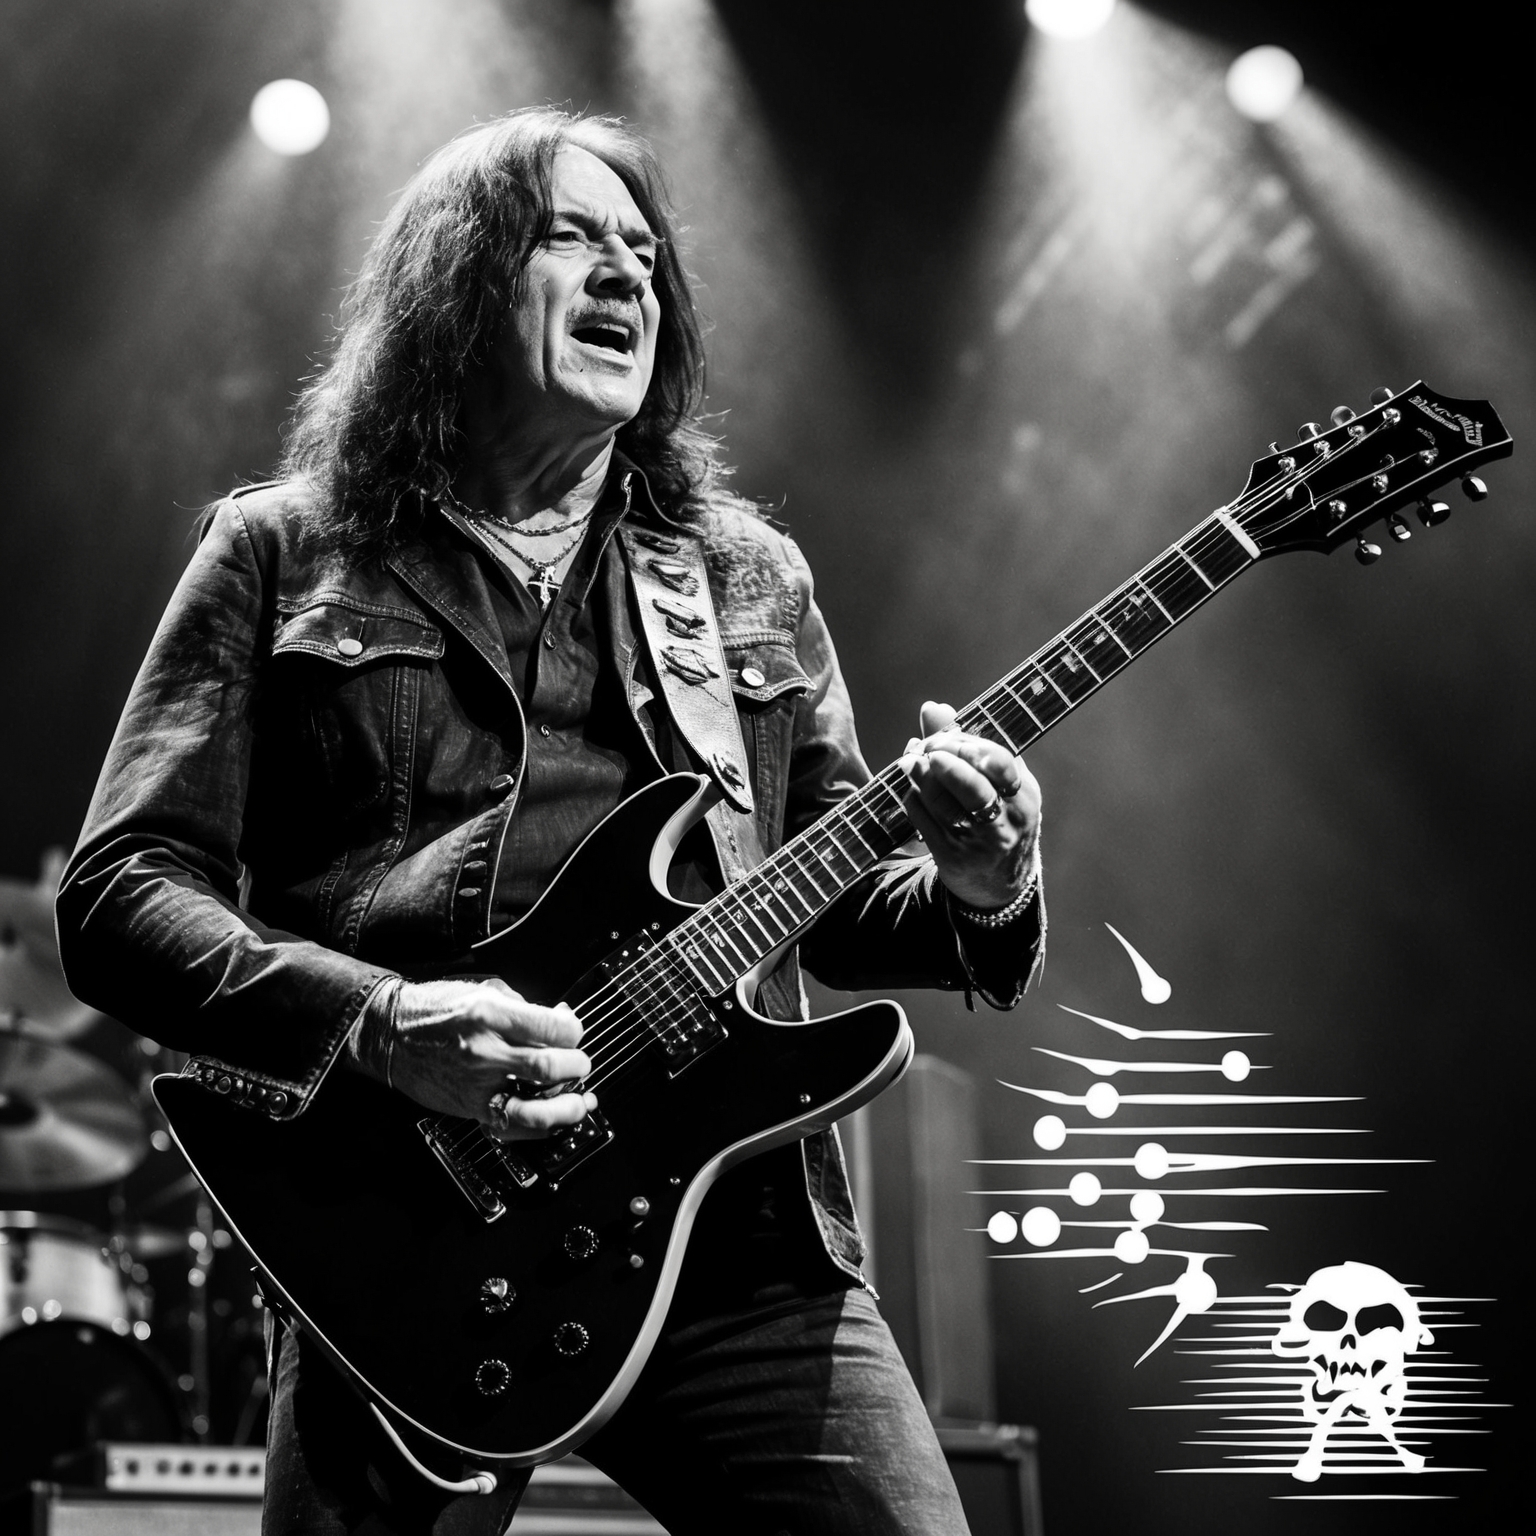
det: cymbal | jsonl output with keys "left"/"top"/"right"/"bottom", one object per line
{"left": 0, "top": 1028, "right": 147, "bottom": 1190}
{"left": 0, "top": 865, "right": 103, "bottom": 1040}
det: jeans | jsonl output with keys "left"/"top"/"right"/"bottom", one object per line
{"left": 262, "top": 1287, "right": 970, "bottom": 1535}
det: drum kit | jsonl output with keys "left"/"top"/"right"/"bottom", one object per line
{"left": 0, "top": 854, "right": 267, "bottom": 1499}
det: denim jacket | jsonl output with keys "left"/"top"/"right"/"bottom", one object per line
{"left": 57, "top": 472, "right": 1044, "bottom": 1280}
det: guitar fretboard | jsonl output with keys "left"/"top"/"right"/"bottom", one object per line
{"left": 658, "top": 510, "right": 1259, "bottom": 997}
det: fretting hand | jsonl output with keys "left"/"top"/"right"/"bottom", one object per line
{"left": 900, "top": 700, "right": 1042, "bottom": 911}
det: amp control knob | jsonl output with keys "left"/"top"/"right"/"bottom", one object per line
{"left": 475, "top": 1358, "right": 512, "bottom": 1396}
{"left": 553, "top": 1322, "right": 590, "bottom": 1358}
{"left": 563, "top": 1225, "right": 599, "bottom": 1261}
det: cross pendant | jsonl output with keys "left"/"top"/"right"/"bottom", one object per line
{"left": 527, "top": 576, "right": 560, "bottom": 609}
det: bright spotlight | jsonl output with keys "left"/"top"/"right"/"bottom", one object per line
{"left": 1225, "top": 45, "right": 1303, "bottom": 123}
{"left": 250, "top": 79, "right": 331, "bottom": 156}
{"left": 1025, "top": 0, "right": 1117, "bottom": 40}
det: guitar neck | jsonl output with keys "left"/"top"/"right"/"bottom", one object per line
{"left": 664, "top": 509, "right": 1260, "bottom": 994}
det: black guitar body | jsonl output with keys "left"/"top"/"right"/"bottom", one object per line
{"left": 154, "top": 774, "right": 913, "bottom": 1464}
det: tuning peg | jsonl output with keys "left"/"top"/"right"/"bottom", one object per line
{"left": 1267, "top": 441, "right": 1282, "bottom": 454}
{"left": 1369, "top": 386, "right": 1396, "bottom": 406}
{"left": 1386, "top": 513, "right": 1411, "bottom": 542}
{"left": 1417, "top": 498, "right": 1451, "bottom": 527}
{"left": 1329, "top": 405, "right": 1356, "bottom": 426}
{"left": 1298, "top": 422, "right": 1323, "bottom": 439}
{"left": 1354, "top": 539, "right": 1383, "bottom": 565}
{"left": 1461, "top": 474, "right": 1489, "bottom": 501}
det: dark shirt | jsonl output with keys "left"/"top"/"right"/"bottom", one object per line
{"left": 463, "top": 499, "right": 847, "bottom": 1324}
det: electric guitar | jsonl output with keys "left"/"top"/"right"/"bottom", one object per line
{"left": 155, "top": 382, "right": 1511, "bottom": 1467}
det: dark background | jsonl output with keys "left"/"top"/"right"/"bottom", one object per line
{"left": 2, "top": 2, "right": 1529, "bottom": 1531}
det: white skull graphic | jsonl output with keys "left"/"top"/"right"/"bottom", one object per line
{"left": 1271, "top": 1261, "right": 1433, "bottom": 1480}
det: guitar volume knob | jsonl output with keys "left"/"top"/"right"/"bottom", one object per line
{"left": 553, "top": 1322, "right": 590, "bottom": 1358}
{"left": 475, "top": 1358, "right": 512, "bottom": 1396}
{"left": 563, "top": 1226, "right": 599, "bottom": 1261}
{"left": 479, "top": 1277, "right": 514, "bottom": 1315}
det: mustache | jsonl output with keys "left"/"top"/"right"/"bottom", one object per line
{"left": 566, "top": 302, "right": 642, "bottom": 336}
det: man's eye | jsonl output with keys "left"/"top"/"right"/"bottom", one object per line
{"left": 546, "top": 229, "right": 583, "bottom": 247}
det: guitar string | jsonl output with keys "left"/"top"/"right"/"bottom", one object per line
{"left": 465, "top": 498, "right": 1304, "bottom": 1129}
{"left": 961, "top": 420, "right": 1401, "bottom": 753}
{"left": 532, "top": 445, "right": 1378, "bottom": 1095}
{"left": 451, "top": 468, "right": 1399, "bottom": 1165}
{"left": 571, "top": 783, "right": 917, "bottom": 1096}
{"left": 448, "top": 417, "right": 1413, "bottom": 1148}
{"left": 437, "top": 780, "right": 921, "bottom": 1164}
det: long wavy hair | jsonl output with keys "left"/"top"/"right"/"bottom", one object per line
{"left": 282, "top": 108, "right": 726, "bottom": 557}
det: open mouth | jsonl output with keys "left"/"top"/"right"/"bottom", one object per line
{"left": 571, "top": 322, "right": 633, "bottom": 356}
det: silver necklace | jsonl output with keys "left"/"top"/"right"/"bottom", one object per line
{"left": 435, "top": 488, "right": 594, "bottom": 608}
{"left": 481, "top": 508, "right": 592, "bottom": 538}
{"left": 474, "top": 518, "right": 588, "bottom": 608}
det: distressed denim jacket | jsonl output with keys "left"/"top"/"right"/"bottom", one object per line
{"left": 58, "top": 472, "right": 1044, "bottom": 1280}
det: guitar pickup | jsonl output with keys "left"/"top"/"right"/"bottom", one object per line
{"left": 418, "top": 1118, "right": 507, "bottom": 1223}
{"left": 496, "top": 1108, "right": 614, "bottom": 1192}
{"left": 651, "top": 1007, "right": 728, "bottom": 1077}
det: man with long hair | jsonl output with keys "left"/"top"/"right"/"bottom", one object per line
{"left": 59, "top": 109, "right": 1043, "bottom": 1534}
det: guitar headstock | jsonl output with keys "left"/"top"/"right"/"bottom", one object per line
{"left": 1231, "top": 383, "right": 1513, "bottom": 560}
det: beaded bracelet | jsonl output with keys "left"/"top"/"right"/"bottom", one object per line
{"left": 952, "top": 868, "right": 1041, "bottom": 929}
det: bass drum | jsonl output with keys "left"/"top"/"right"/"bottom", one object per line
{"left": 0, "top": 1214, "right": 184, "bottom": 1496}
{"left": 0, "top": 1321, "right": 186, "bottom": 1495}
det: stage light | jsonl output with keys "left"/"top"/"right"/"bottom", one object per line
{"left": 1025, "top": 0, "right": 1117, "bottom": 40}
{"left": 1225, "top": 45, "right": 1303, "bottom": 123}
{"left": 250, "top": 79, "right": 331, "bottom": 156}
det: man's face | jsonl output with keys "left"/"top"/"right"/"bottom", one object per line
{"left": 490, "top": 145, "right": 661, "bottom": 438}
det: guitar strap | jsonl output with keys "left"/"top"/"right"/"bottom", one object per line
{"left": 618, "top": 522, "right": 755, "bottom": 817}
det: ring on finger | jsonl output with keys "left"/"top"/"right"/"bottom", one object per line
{"left": 976, "top": 793, "right": 1005, "bottom": 824}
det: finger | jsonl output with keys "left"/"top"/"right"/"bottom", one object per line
{"left": 918, "top": 700, "right": 959, "bottom": 738}
{"left": 486, "top": 1090, "right": 598, "bottom": 1142}
{"left": 902, "top": 752, "right": 970, "bottom": 827}
{"left": 481, "top": 991, "right": 584, "bottom": 1048}
{"left": 906, "top": 792, "right": 954, "bottom": 850}
{"left": 498, "top": 1045, "right": 592, "bottom": 1084}
{"left": 914, "top": 748, "right": 1003, "bottom": 816}
{"left": 913, "top": 731, "right": 1026, "bottom": 791}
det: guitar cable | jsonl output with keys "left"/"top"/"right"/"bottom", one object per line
{"left": 369, "top": 1403, "right": 499, "bottom": 1496}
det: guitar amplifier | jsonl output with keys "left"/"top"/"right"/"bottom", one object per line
{"left": 5, "top": 1442, "right": 1025, "bottom": 1534}
{"left": 512, "top": 1458, "right": 666, "bottom": 1533}
{"left": 937, "top": 1422, "right": 1044, "bottom": 1536}
{"left": 2, "top": 1482, "right": 261, "bottom": 1535}
{"left": 0, "top": 1453, "right": 664, "bottom": 1536}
